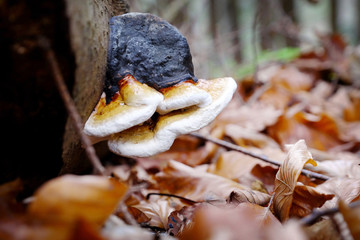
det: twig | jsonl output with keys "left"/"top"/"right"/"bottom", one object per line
{"left": 190, "top": 132, "right": 330, "bottom": 181}
{"left": 300, "top": 200, "right": 360, "bottom": 225}
{"left": 146, "top": 193, "right": 198, "bottom": 205}
{"left": 38, "top": 36, "right": 106, "bottom": 176}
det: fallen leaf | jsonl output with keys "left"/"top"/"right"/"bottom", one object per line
{"left": 290, "top": 183, "right": 333, "bottom": 218}
{"left": 207, "top": 151, "right": 265, "bottom": 181}
{"left": 178, "top": 202, "right": 293, "bottom": 240}
{"left": 28, "top": 175, "right": 128, "bottom": 225}
{"left": 338, "top": 200, "right": 360, "bottom": 239}
{"left": 130, "top": 199, "right": 175, "bottom": 229}
{"left": 168, "top": 205, "right": 197, "bottom": 236}
{"left": 155, "top": 160, "right": 270, "bottom": 205}
{"left": 273, "top": 140, "right": 333, "bottom": 221}
{"left": 268, "top": 109, "right": 343, "bottom": 151}
{"left": 69, "top": 219, "right": 105, "bottom": 240}
{"left": 141, "top": 126, "right": 224, "bottom": 167}
{"left": 215, "top": 99, "right": 283, "bottom": 132}
{"left": 306, "top": 160, "right": 360, "bottom": 178}
{"left": 316, "top": 178, "right": 360, "bottom": 209}
{"left": 303, "top": 219, "right": 340, "bottom": 240}
{"left": 0, "top": 178, "right": 23, "bottom": 217}
{"left": 227, "top": 190, "right": 272, "bottom": 206}
{"left": 225, "top": 124, "right": 280, "bottom": 148}
{"left": 250, "top": 164, "right": 279, "bottom": 193}
{"left": 102, "top": 215, "right": 154, "bottom": 240}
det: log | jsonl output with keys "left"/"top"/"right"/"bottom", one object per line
{"left": 61, "top": 0, "right": 128, "bottom": 174}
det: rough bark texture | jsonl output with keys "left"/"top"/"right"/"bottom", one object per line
{"left": 61, "top": 0, "right": 128, "bottom": 174}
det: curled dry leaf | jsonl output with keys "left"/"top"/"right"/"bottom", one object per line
{"left": 273, "top": 140, "right": 333, "bottom": 221}
{"left": 28, "top": 175, "right": 128, "bottom": 225}
{"left": 155, "top": 160, "right": 270, "bottom": 205}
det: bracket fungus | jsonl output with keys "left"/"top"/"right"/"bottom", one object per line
{"left": 84, "top": 13, "right": 237, "bottom": 157}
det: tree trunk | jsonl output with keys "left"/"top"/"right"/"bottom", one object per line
{"left": 61, "top": 0, "right": 128, "bottom": 174}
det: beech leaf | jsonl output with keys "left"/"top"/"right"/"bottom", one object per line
{"left": 155, "top": 160, "right": 270, "bottom": 205}
{"left": 338, "top": 200, "right": 360, "bottom": 239}
{"left": 316, "top": 178, "right": 360, "bottom": 209}
{"left": 179, "top": 203, "right": 286, "bottom": 240}
{"left": 130, "top": 199, "right": 175, "bottom": 229}
{"left": 28, "top": 175, "right": 128, "bottom": 225}
{"left": 273, "top": 140, "right": 319, "bottom": 221}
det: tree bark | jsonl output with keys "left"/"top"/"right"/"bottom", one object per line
{"left": 61, "top": 0, "right": 128, "bottom": 174}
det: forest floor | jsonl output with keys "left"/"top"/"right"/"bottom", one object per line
{"left": 1, "top": 1, "right": 360, "bottom": 239}
{"left": 1, "top": 26, "right": 360, "bottom": 239}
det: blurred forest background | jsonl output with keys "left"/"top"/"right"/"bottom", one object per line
{"left": 131, "top": 0, "right": 359, "bottom": 79}
{"left": 1, "top": 0, "right": 359, "bottom": 193}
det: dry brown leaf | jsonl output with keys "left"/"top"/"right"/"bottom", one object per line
{"left": 207, "top": 151, "right": 265, "bottom": 181}
{"left": 102, "top": 216, "right": 154, "bottom": 240}
{"left": 167, "top": 205, "right": 197, "bottom": 236}
{"left": 155, "top": 160, "right": 270, "bottom": 205}
{"left": 273, "top": 140, "right": 333, "bottom": 221}
{"left": 268, "top": 109, "right": 343, "bottom": 151}
{"left": 179, "top": 202, "right": 292, "bottom": 240}
{"left": 290, "top": 183, "right": 334, "bottom": 218}
{"left": 265, "top": 65, "right": 314, "bottom": 92}
{"left": 338, "top": 200, "right": 360, "bottom": 239}
{"left": 303, "top": 219, "right": 340, "bottom": 240}
{"left": 316, "top": 178, "right": 360, "bottom": 209}
{"left": 129, "top": 199, "right": 175, "bottom": 229}
{"left": 215, "top": 98, "right": 283, "bottom": 132}
{"left": 225, "top": 124, "right": 280, "bottom": 148}
{"left": 344, "top": 89, "right": 360, "bottom": 121}
{"left": 307, "top": 160, "right": 360, "bottom": 178}
{"left": 140, "top": 126, "right": 224, "bottom": 167}
{"left": 227, "top": 190, "right": 272, "bottom": 206}
{"left": 251, "top": 164, "right": 279, "bottom": 192}
{"left": 28, "top": 175, "right": 128, "bottom": 225}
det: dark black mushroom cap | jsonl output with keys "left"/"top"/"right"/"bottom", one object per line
{"left": 105, "top": 13, "right": 197, "bottom": 102}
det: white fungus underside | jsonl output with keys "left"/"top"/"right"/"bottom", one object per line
{"left": 83, "top": 92, "right": 163, "bottom": 138}
{"left": 156, "top": 86, "right": 212, "bottom": 115}
{"left": 108, "top": 77, "right": 237, "bottom": 157}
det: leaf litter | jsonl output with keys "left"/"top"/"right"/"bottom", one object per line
{"left": 1, "top": 34, "right": 360, "bottom": 240}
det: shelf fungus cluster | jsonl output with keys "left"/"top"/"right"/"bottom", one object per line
{"left": 84, "top": 13, "right": 237, "bottom": 157}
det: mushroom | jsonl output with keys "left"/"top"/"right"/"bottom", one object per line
{"left": 84, "top": 13, "right": 237, "bottom": 157}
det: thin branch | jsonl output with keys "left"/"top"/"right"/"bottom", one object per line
{"left": 190, "top": 132, "right": 330, "bottom": 181}
{"left": 38, "top": 36, "right": 106, "bottom": 176}
{"left": 300, "top": 200, "right": 360, "bottom": 225}
{"left": 146, "top": 193, "right": 198, "bottom": 205}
